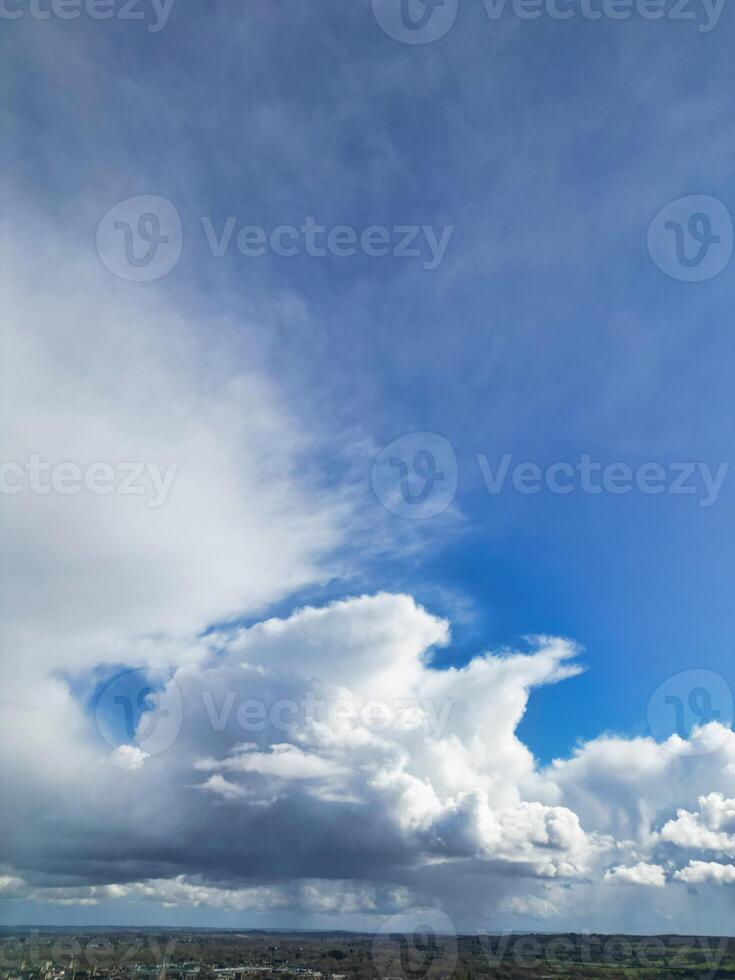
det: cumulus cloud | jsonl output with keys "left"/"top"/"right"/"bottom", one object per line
{"left": 659, "top": 794, "right": 735, "bottom": 856}
{"left": 109, "top": 745, "right": 149, "bottom": 770}
{"left": 1, "top": 586, "right": 599, "bottom": 917}
{"left": 675, "top": 861, "right": 735, "bottom": 886}
{"left": 604, "top": 863, "right": 666, "bottom": 888}
{"left": 3, "top": 581, "right": 735, "bottom": 932}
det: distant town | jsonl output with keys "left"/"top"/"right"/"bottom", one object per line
{"left": 0, "top": 931, "right": 359, "bottom": 980}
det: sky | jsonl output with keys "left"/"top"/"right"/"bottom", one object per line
{"left": 1, "top": 0, "right": 735, "bottom": 938}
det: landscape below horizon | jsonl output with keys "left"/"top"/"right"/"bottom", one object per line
{"left": 4, "top": 928, "right": 735, "bottom": 980}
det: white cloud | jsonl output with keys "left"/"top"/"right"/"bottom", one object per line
{"left": 659, "top": 794, "right": 735, "bottom": 856}
{"left": 498, "top": 895, "right": 558, "bottom": 918}
{"left": 675, "top": 861, "right": 735, "bottom": 886}
{"left": 109, "top": 745, "right": 149, "bottom": 770}
{"left": 0, "top": 206, "right": 346, "bottom": 678}
{"left": 198, "top": 774, "right": 249, "bottom": 801}
{"left": 604, "top": 862, "right": 666, "bottom": 888}
{"left": 0, "top": 874, "right": 409, "bottom": 915}
{"left": 4, "top": 580, "right": 735, "bottom": 931}
{"left": 198, "top": 743, "right": 348, "bottom": 781}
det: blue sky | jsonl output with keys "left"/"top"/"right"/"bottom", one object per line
{"left": 2, "top": 0, "right": 735, "bottom": 934}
